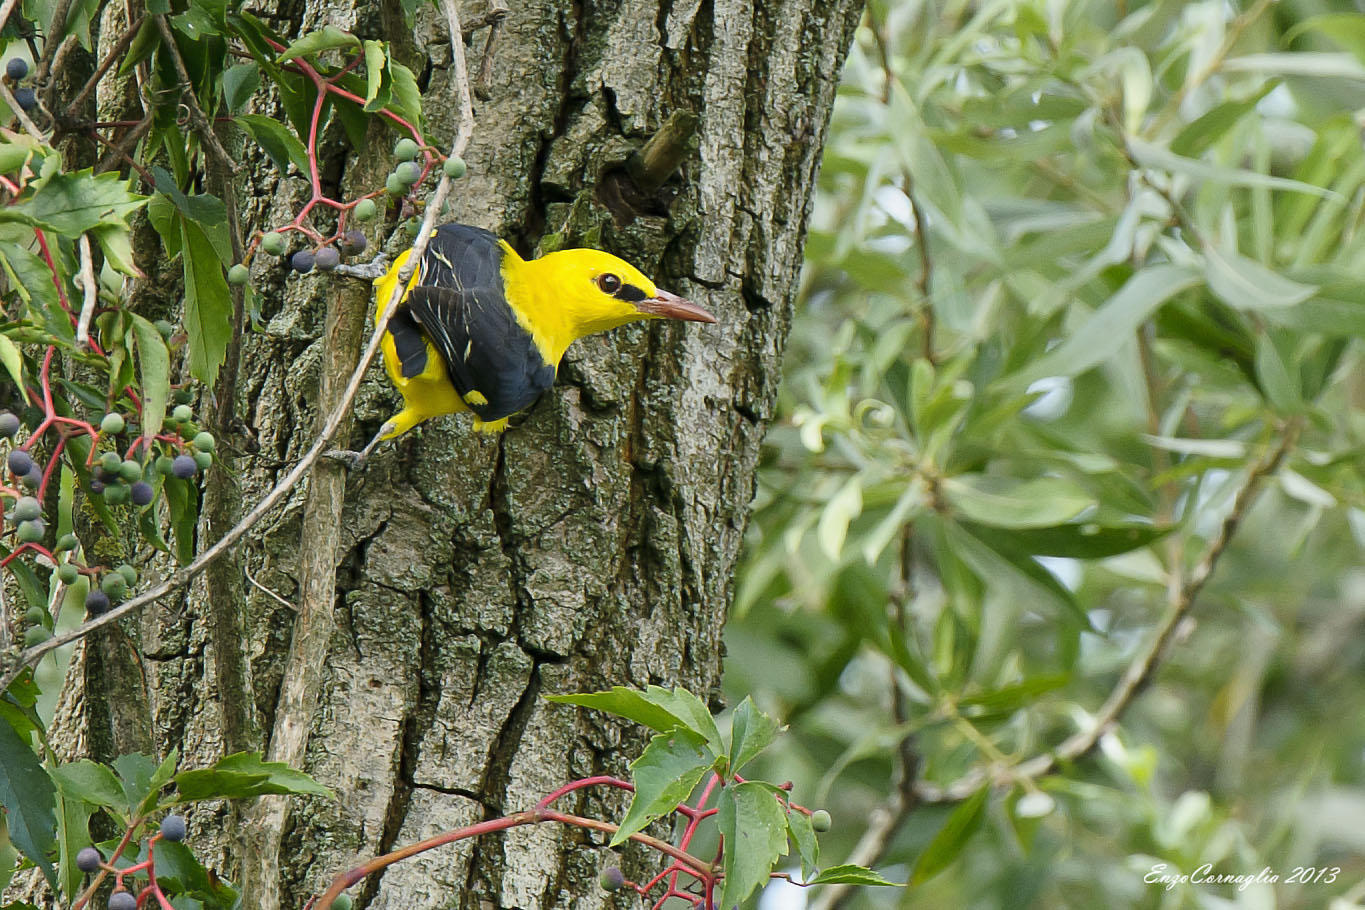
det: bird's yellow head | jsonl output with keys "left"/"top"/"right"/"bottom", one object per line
{"left": 526, "top": 247, "right": 717, "bottom": 341}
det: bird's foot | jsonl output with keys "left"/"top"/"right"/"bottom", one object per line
{"left": 324, "top": 449, "right": 369, "bottom": 471}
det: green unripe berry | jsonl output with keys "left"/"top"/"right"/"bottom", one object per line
{"left": 811, "top": 809, "right": 832, "bottom": 831}
{"left": 13, "top": 496, "right": 40, "bottom": 522}
{"left": 102, "top": 483, "right": 129, "bottom": 506}
{"left": 598, "top": 867, "right": 625, "bottom": 892}
{"left": 16, "top": 519, "right": 43, "bottom": 543}
{"left": 193, "top": 431, "right": 215, "bottom": 452}
{"left": 156, "top": 455, "right": 176, "bottom": 475}
{"left": 443, "top": 156, "right": 467, "bottom": 179}
{"left": 394, "top": 161, "right": 420, "bottom": 186}
{"left": 100, "top": 451, "right": 121, "bottom": 474}
{"left": 100, "top": 413, "right": 125, "bottom": 434}
{"left": 118, "top": 460, "right": 142, "bottom": 483}
{"left": 172, "top": 404, "right": 193, "bottom": 423}
{"left": 402, "top": 219, "right": 421, "bottom": 238}
{"left": 227, "top": 264, "right": 251, "bottom": 286}
{"left": 194, "top": 451, "right": 214, "bottom": 470}
{"left": 100, "top": 573, "right": 126, "bottom": 597}
{"left": 394, "top": 137, "right": 420, "bottom": 160}
{"left": 172, "top": 388, "right": 193, "bottom": 405}
{"left": 56, "top": 533, "right": 78, "bottom": 551}
{"left": 58, "top": 562, "right": 80, "bottom": 585}
{"left": 353, "top": 198, "right": 378, "bottom": 221}
{"left": 117, "top": 564, "right": 137, "bottom": 586}
{"left": 261, "top": 231, "right": 286, "bottom": 256}
{"left": 23, "top": 605, "right": 44, "bottom": 625}
{"left": 23, "top": 626, "right": 49, "bottom": 647}
{"left": 154, "top": 319, "right": 175, "bottom": 339}
{"left": 332, "top": 895, "right": 353, "bottom": 910}
{"left": 385, "top": 173, "right": 406, "bottom": 196}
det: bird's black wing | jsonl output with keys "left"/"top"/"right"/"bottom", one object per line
{"left": 402, "top": 286, "right": 556, "bottom": 421}
{"left": 419, "top": 224, "right": 504, "bottom": 291}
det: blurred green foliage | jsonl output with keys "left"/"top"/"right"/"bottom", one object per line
{"left": 727, "top": 0, "right": 1365, "bottom": 907}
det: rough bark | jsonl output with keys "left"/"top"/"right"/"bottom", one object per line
{"left": 33, "top": 0, "right": 864, "bottom": 906}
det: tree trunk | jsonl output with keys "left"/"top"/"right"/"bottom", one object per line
{"left": 41, "top": 0, "right": 864, "bottom": 906}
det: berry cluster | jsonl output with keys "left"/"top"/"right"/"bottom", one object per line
{"left": 246, "top": 139, "right": 468, "bottom": 278}
{"left": 5, "top": 56, "right": 34, "bottom": 113}
{"left": 74, "top": 815, "right": 189, "bottom": 910}
{"left": 2, "top": 387, "right": 216, "bottom": 645}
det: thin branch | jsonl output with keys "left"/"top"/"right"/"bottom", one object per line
{"left": 153, "top": 15, "right": 236, "bottom": 172}
{"left": 74, "top": 234, "right": 97, "bottom": 346}
{"left": 61, "top": 14, "right": 146, "bottom": 123}
{"left": 31, "top": 0, "right": 75, "bottom": 85}
{"left": 915, "top": 420, "right": 1301, "bottom": 803}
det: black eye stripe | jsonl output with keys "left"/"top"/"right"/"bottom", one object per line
{"left": 617, "top": 284, "right": 648, "bottom": 302}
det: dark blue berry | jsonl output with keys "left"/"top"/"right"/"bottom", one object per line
{"left": 85, "top": 589, "right": 110, "bottom": 616}
{"left": 13, "top": 87, "right": 35, "bottom": 112}
{"left": 159, "top": 814, "right": 187, "bottom": 842}
{"left": 172, "top": 454, "right": 197, "bottom": 479}
{"left": 0, "top": 411, "right": 19, "bottom": 437}
{"left": 5, "top": 58, "right": 27, "bottom": 81}
{"left": 7, "top": 450, "right": 33, "bottom": 476}
{"left": 130, "top": 481, "right": 154, "bottom": 506}
{"left": 314, "top": 247, "right": 340, "bottom": 271}
{"left": 290, "top": 250, "right": 315, "bottom": 273}
{"left": 108, "top": 891, "right": 137, "bottom": 910}
{"left": 75, "top": 846, "right": 101, "bottom": 872}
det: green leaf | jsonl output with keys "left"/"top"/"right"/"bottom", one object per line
{"left": 0, "top": 169, "right": 146, "bottom": 234}
{"left": 958, "top": 674, "right": 1071, "bottom": 715}
{"left": 163, "top": 476, "right": 198, "bottom": 564}
{"left": 235, "top": 114, "right": 310, "bottom": 177}
{"left": 1011, "top": 265, "right": 1202, "bottom": 385}
{"left": 609, "top": 729, "right": 714, "bottom": 847}
{"left": 276, "top": 25, "right": 360, "bottom": 62}
{"left": 0, "top": 544, "right": 47, "bottom": 612}
{"left": 129, "top": 315, "right": 170, "bottom": 443}
{"left": 1169, "top": 83, "right": 1277, "bottom": 158}
{"left": 817, "top": 475, "right": 862, "bottom": 559}
{"left": 221, "top": 62, "right": 261, "bottom": 112}
{"left": 961, "top": 521, "right": 1167, "bottom": 558}
{"left": 728, "top": 697, "right": 782, "bottom": 776}
{"left": 911, "top": 785, "right": 988, "bottom": 883}
{"left": 1204, "top": 246, "right": 1318, "bottom": 311}
{"left": 546, "top": 685, "right": 723, "bottom": 752}
{"left": 0, "top": 718, "right": 57, "bottom": 887}
{"left": 50, "top": 760, "right": 125, "bottom": 812}
{"left": 173, "top": 752, "right": 334, "bottom": 802}
{"left": 787, "top": 809, "right": 819, "bottom": 879}
{"left": 716, "top": 781, "right": 789, "bottom": 909}
{"left": 385, "top": 60, "right": 423, "bottom": 134}
{"left": 807, "top": 864, "right": 900, "bottom": 886}
{"left": 1128, "top": 137, "right": 1337, "bottom": 200}
{"left": 941, "top": 476, "right": 1094, "bottom": 529}
{"left": 113, "top": 753, "right": 158, "bottom": 815}
{"left": 180, "top": 217, "right": 233, "bottom": 387}
{"left": 362, "top": 40, "right": 389, "bottom": 111}
{"left": 0, "top": 333, "right": 24, "bottom": 390}
{"left": 116, "top": 17, "right": 160, "bottom": 77}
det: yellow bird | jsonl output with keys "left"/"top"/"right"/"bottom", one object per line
{"left": 341, "top": 224, "right": 716, "bottom": 464}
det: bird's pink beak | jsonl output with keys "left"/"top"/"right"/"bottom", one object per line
{"left": 636, "top": 288, "right": 717, "bottom": 323}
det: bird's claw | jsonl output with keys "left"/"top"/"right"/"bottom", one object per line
{"left": 324, "top": 449, "right": 368, "bottom": 471}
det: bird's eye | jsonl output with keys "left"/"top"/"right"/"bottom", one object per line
{"left": 596, "top": 273, "right": 622, "bottom": 294}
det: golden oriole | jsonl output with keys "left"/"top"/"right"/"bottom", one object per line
{"left": 344, "top": 224, "right": 716, "bottom": 463}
